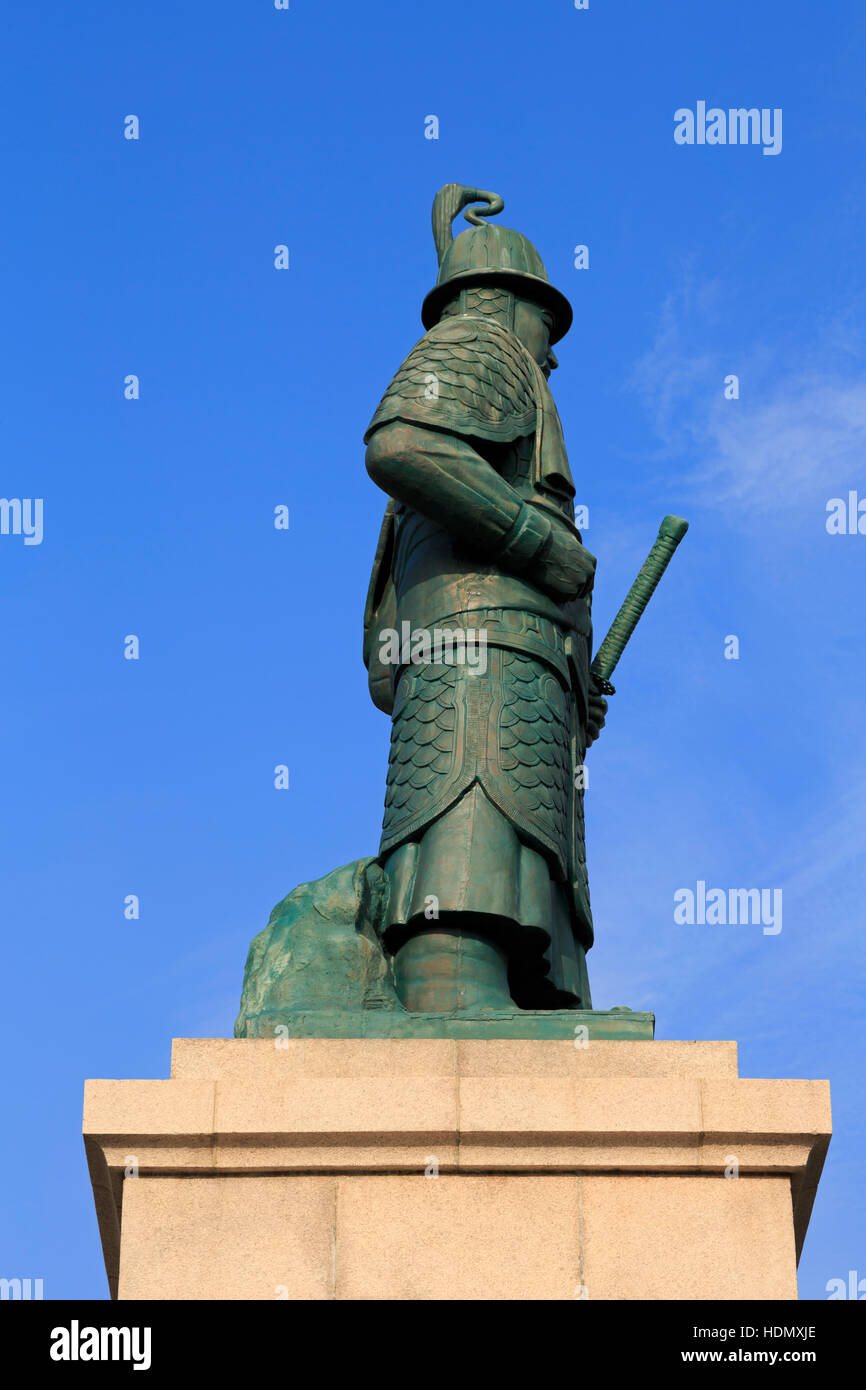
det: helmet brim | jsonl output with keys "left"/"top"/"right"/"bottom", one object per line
{"left": 421, "top": 267, "right": 573, "bottom": 344}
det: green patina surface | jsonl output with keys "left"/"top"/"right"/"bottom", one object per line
{"left": 234, "top": 184, "right": 685, "bottom": 1037}
{"left": 238, "top": 1010, "right": 654, "bottom": 1042}
{"left": 234, "top": 858, "right": 653, "bottom": 1041}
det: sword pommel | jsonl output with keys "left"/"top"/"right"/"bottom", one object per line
{"left": 659, "top": 515, "right": 689, "bottom": 543}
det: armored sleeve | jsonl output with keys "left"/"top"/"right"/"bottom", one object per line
{"left": 364, "top": 317, "right": 537, "bottom": 445}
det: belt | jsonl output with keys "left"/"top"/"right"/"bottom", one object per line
{"left": 421, "top": 607, "right": 571, "bottom": 686}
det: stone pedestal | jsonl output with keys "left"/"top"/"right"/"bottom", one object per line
{"left": 83, "top": 1039, "right": 830, "bottom": 1301}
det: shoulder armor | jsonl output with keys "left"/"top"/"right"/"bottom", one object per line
{"left": 364, "top": 317, "right": 538, "bottom": 445}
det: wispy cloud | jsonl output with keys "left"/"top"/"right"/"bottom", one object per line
{"left": 697, "top": 375, "right": 866, "bottom": 510}
{"left": 630, "top": 276, "right": 866, "bottom": 516}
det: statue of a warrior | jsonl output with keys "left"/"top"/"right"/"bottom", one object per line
{"left": 363, "top": 184, "right": 608, "bottom": 1015}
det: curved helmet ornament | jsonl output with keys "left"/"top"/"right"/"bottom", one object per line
{"left": 421, "top": 183, "right": 573, "bottom": 344}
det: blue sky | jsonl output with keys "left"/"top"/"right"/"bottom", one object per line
{"left": 1, "top": 0, "right": 863, "bottom": 1300}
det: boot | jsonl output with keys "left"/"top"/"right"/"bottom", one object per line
{"left": 393, "top": 926, "right": 513, "bottom": 1013}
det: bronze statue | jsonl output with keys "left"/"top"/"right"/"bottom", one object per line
{"left": 235, "top": 184, "right": 686, "bottom": 1040}
{"left": 363, "top": 184, "right": 604, "bottom": 1014}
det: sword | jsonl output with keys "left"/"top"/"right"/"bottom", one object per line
{"left": 590, "top": 515, "right": 689, "bottom": 696}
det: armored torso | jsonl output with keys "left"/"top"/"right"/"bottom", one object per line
{"left": 365, "top": 314, "right": 595, "bottom": 971}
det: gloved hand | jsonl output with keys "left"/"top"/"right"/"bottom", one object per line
{"left": 585, "top": 685, "right": 608, "bottom": 746}
{"left": 533, "top": 515, "right": 596, "bottom": 602}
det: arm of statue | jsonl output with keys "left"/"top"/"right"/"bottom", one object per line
{"left": 365, "top": 420, "right": 595, "bottom": 601}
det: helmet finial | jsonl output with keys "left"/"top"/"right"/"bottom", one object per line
{"left": 431, "top": 184, "right": 505, "bottom": 267}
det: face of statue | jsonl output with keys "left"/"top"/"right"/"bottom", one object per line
{"left": 513, "top": 299, "right": 558, "bottom": 377}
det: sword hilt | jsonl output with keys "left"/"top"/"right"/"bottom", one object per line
{"left": 590, "top": 514, "right": 689, "bottom": 694}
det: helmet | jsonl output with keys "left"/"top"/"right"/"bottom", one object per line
{"left": 421, "top": 184, "right": 573, "bottom": 344}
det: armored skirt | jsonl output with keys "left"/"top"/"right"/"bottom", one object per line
{"left": 377, "top": 641, "right": 592, "bottom": 1009}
